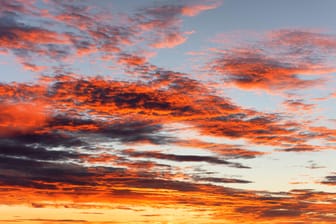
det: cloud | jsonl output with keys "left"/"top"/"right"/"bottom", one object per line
{"left": 150, "top": 32, "right": 187, "bottom": 49}
{"left": 207, "top": 29, "right": 336, "bottom": 92}
{"left": 181, "top": 2, "right": 222, "bottom": 16}
{"left": 193, "top": 176, "right": 252, "bottom": 184}
{"left": 0, "top": 0, "right": 222, "bottom": 75}
{"left": 195, "top": 114, "right": 306, "bottom": 146}
{"left": 135, "top": 4, "right": 187, "bottom": 48}
{"left": 0, "top": 101, "right": 49, "bottom": 137}
{"left": 321, "top": 174, "right": 336, "bottom": 185}
{"left": 0, "top": 71, "right": 335, "bottom": 223}
{"left": 123, "top": 149, "right": 250, "bottom": 168}
{"left": 45, "top": 73, "right": 313, "bottom": 148}
{"left": 175, "top": 139, "right": 265, "bottom": 159}
{"left": 3, "top": 219, "right": 89, "bottom": 223}
{"left": 0, "top": 0, "right": 36, "bottom": 15}
{"left": 266, "top": 29, "right": 336, "bottom": 52}
{"left": 118, "top": 53, "right": 148, "bottom": 67}
{"left": 260, "top": 208, "right": 302, "bottom": 218}
{"left": 280, "top": 144, "right": 323, "bottom": 152}
{"left": 22, "top": 63, "right": 47, "bottom": 72}
{"left": 0, "top": 1, "right": 335, "bottom": 223}
{"left": 283, "top": 99, "right": 315, "bottom": 112}
{"left": 305, "top": 160, "right": 325, "bottom": 169}
{"left": 309, "top": 126, "right": 336, "bottom": 143}
{"left": 0, "top": 140, "right": 79, "bottom": 161}
{"left": 133, "top": 2, "right": 220, "bottom": 49}
{"left": 0, "top": 156, "right": 92, "bottom": 189}
{"left": 0, "top": 12, "right": 70, "bottom": 63}
{"left": 99, "top": 120, "right": 172, "bottom": 145}
{"left": 1, "top": 72, "right": 328, "bottom": 151}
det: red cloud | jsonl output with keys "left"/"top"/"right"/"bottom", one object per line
{"left": 207, "top": 30, "right": 336, "bottom": 92}
{"left": 0, "top": 101, "right": 49, "bottom": 137}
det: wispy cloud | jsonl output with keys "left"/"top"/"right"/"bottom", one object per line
{"left": 283, "top": 99, "right": 315, "bottom": 112}
{"left": 0, "top": 0, "right": 221, "bottom": 74}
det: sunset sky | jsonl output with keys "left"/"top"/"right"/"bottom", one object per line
{"left": 1, "top": 0, "right": 336, "bottom": 223}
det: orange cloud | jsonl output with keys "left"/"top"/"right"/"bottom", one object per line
{"left": 283, "top": 99, "right": 315, "bottom": 112}
{"left": 1, "top": 177, "right": 336, "bottom": 223}
{"left": 1, "top": 1, "right": 336, "bottom": 223}
{"left": 0, "top": 73, "right": 325, "bottom": 147}
{"left": 1, "top": 0, "right": 222, "bottom": 75}
{"left": 207, "top": 30, "right": 336, "bottom": 92}
{"left": 118, "top": 54, "right": 147, "bottom": 67}
{"left": 0, "top": 74, "right": 335, "bottom": 223}
{"left": 181, "top": 2, "right": 222, "bottom": 16}
{"left": 175, "top": 139, "right": 265, "bottom": 159}
{"left": 309, "top": 126, "right": 336, "bottom": 142}
{"left": 0, "top": 101, "right": 49, "bottom": 137}
{"left": 150, "top": 32, "right": 187, "bottom": 48}
{"left": 22, "top": 63, "right": 47, "bottom": 72}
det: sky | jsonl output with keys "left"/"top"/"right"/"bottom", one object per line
{"left": 0, "top": 0, "right": 336, "bottom": 223}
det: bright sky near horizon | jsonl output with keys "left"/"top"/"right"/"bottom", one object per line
{"left": 0, "top": 0, "right": 336, "bottom": 223}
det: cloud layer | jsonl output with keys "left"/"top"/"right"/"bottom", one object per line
{"left": 1, "top": 1, "right": 336, "bottom": 224}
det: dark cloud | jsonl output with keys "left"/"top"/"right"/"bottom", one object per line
{"left": 123, "top": 149, "right": 249, "bottom": 168}
{"left": 0, "top": 140, "right": 79, "bottom": 161}
{"left": 261, "top": 208, "right": 302, "bottom": 218}
{"left": 0, "top": 156, "right": 92, "bottom": 188}
{"left": 99, "top": 121, "right": 172, "bottom": 144}
{"left": 9, "top": 132, "right": 85, "bottom": 148}
{"left": 321, "top": 175, "right": 336, "bottom": 185}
